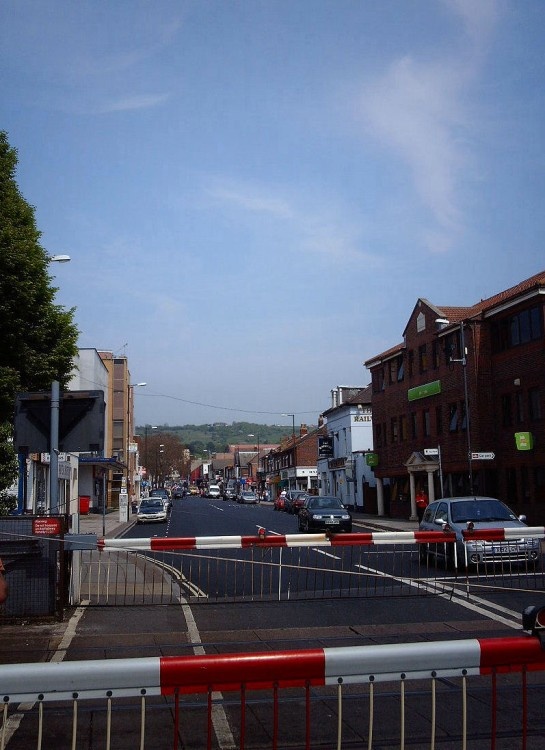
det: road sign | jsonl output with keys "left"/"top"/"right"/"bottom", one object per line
{"left": 471, "top": 452, "right": 495, "bottom": 460}
{"left": 424, "top": 448, "right": 439, "bottom": 456}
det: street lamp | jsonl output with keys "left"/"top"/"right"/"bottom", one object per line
{"left": 436, "top": 318, "right": 473, "bottom": 493}
{"left": 282, "top": 414, "right": 295, "bottom": 443}
{"left": 126, "top": 382, "right": 146, "bottom": 501}
{"left": 155, "top": 444, "right": 164, "bottom": 487}
{"left": 143, "top": 425, "right": 157, "bottom": 490}
{"left": 282, "top": 414, "right": 296, "bottom": 491}
{"left": 47, "top": 254, "right": 71, "bottom": 515}
{"left": 248, "top": 434, "right": 260, "bottom": 485}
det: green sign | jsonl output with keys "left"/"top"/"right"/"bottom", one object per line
{"left": 407, "top": 380, "right": 441, "bottom": 402}
{"left": 366, "top": 452, "right": 379, "bottom": 467}
{"left": 515, "top": 432, "right": 534, "bottom": 451}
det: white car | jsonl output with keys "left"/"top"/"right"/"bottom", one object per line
{"left": 137, "top": 498, "right": 168, "bottom": 523}
{"left": 208, "top": 485, "right": 221, "bottom": 499}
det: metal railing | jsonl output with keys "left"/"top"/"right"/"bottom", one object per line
{"left": 2, "top": 634, "right": 545, "bottom": 749}
{"left": 70, "top": 530, "right": 545, "bottom": 606}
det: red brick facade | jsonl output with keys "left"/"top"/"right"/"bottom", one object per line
{"left": 365, "top": 271, "right": 545, "bottom": 524}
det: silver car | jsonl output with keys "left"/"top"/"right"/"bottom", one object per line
{"left": 419, "top": 496, "right": 540, "bottom": 568}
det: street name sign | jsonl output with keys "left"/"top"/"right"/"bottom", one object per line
{"left": 471, "top": 452, "right": 495, "bottom": 460}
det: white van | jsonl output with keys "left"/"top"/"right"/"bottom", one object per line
{"left": 208, "top": 485, "right": 221, "bottom": 499}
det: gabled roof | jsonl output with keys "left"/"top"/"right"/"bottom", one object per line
{"left": 365, "top": 270, "right": 545, "bottom": 368}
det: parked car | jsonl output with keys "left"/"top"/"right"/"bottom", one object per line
{"left": 418, "top": 496, "right": 541, "bottom": 568}
{"left": 208, "top": 484, "right": 221, "bottom": 499}
{"left": 283, "top": 490, "right": 310, "bottom": 514}
{"left": 137, "top": 498, "right": 168, "bottom": 524}
{"left": 273, "top": 494, "right": 286, "bottom": 511}
{"left": 238, "top": 491, "right": 258, "bottom": 504}
{"left": 223, "top": 486, "right": 237, "bottom": 501}
{"left": 172, "top": 487, "right": 185, "bottom": 499}
{"left": 189, "top": 485, "right": 199, "bottom": 495}
{"left": 297, "top": 496, "right": 352, "bottom": 532}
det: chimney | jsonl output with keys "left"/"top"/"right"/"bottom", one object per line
{"left": 300, "top": 423, "right": 308, "bottom": 437}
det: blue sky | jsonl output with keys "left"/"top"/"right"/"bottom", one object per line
{"left": 2, "top": 1, "right": 544, "bottom": 428}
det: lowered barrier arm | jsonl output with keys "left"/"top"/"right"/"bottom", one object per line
{"left": 2, "top": 631, "right": 545, "bottom": 749}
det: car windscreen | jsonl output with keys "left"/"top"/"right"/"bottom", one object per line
{"left": 141, "top": 500, "right": 164, "bottom": 509}
{"left": 450, "top": 500, "right": 516, "bottom": 523}
{"left": 309, "top": 498, "right": 343, "bottom": 510}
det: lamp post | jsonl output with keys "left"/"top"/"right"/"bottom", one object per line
{"left": 282, "top": 414, "right": 296, "bottom": 491}
{"left": 436, "top": 318, "right": 473, "bottom": 493}
{"left": 143, "top": 425, "right": 157, "bottom": 492}
{"left": 248, "top": 434, "right": 260, "bottom": 487}
{"left": 126, "top": 382, "right": 146, "bottom": 486}
{"left": 155, "top": 444, "right": 164, "bottom": 488}
{"left": 47, "top": 254, "right": 71, "bottom": 516}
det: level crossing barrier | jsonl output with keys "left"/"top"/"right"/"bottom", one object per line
{"left": 70, "top": 528, "right": 545, "bottom": 606}
{"left": 2, "top": 634, "right": 545, "bottom": 749}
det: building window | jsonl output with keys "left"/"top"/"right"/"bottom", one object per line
{"left": 388, "top": 359, "right": 396, "bottom": 384}
{"left": 501, "top": 394, "right": 512, "bottom": 427}
{"left": 422, "top": 410, "right": 430, "bottom": 437}
{"left": 460, "top": 400, "right": 467, "bottom": 431}
{"left": 515, "top": 391, "right": 524, "bottom": 423}
{"left": 375, "top": 424, "right": 382, "bottom": 448}
{"left": 408, "top": 350, "right": 414, "bottom": 377}
{"left": 492, "top": 304, "right": 543, "bottom": 352}
{"left": 373, "top": 368, "right": 385, "bottom": 393}
{"left": 444, "top": 332, "right": 457, "bottom": 362}
{"left": 397, "top": 354, "right": 405, "bottom": 382}
{"left": 411, "top": 412, "right": 418, "bottom": 439}
{"left": 449, "top": 403, "right": 458, "bottom": 432}
{"left": 436, "top": 406, "right": 443, "bottom": 435}
{"left": 391, "top": 417, "right": 398, "bottom": 443}
{"left": 418, "top": 344, "right": 428, "bottom": 373}
{"left": 432, "top": 340, "right": 440, "bottom": 369}
{"left": 528, "top": 388, "right": 542, "bottom": 421}
{"left": 400, "top": 414, "right": 408, "bottom": 441}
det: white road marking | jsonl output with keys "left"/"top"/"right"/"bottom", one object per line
{"left": 354, "top": 563, "right": 523, "bottom": 629}
{"left": 180, "top": 599, "right": 236, "bottom": 749}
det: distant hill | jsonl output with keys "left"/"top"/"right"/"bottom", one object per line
{"left": 135, "top": 421, "right": 315, "bottom": 456}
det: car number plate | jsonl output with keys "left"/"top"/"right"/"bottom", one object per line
{"left": 325, "top": 519, "right": 339, "bottom": 524}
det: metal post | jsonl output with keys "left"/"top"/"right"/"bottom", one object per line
{"left": 460, "top": 324, "right": 473, "bottom": 493}
{"left": 49, "top": 380, "right": 60, "bottom": 515}
{"left": 438, "top": 445, "right": 444, "bottom": 498}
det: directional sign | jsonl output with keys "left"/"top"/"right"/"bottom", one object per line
{"left": 471, "top": 452, "right": 495, "bottom": 460}
{"left": 424, "top": 448, "right": 439, "bottom": 456}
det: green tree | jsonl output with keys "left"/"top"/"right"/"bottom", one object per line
{"left": 0, "top": 131, "right": 79, "bottom": 490}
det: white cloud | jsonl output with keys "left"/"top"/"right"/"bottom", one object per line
{"left": 357, "top": 0, "right": 502, "bottom": 253}
{"left": 93, "top": 93, "right": 170, "bottom": 113}
{"left": 442, "top": 0, "right": 502, "bottom": 47}
{"left": 204, "top": 178, "right": 382, "bottom": 266}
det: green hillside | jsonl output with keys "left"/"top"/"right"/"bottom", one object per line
{"left": 135, "top": 421, "right": 314, "bottom": 456}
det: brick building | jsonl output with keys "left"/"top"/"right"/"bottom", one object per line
{"left": 364, "top": 270, "right": 545, "bottom": 524}
{"left": 263, "top": 425, "right": 325, "bottom": 498}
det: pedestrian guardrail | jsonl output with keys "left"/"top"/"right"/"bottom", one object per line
{"left": 2, "top": 634, "right": 545, "bottom": 749}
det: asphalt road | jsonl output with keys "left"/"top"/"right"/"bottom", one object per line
{"left": 3, "top": 497, "right": 545, "bottom": 749}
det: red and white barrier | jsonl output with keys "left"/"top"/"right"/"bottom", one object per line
{"left": 98, "top": 529, "right": 459, "bottom": 551}
{"left": 3, "top": 636, "right": 545, "bottom": 703}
